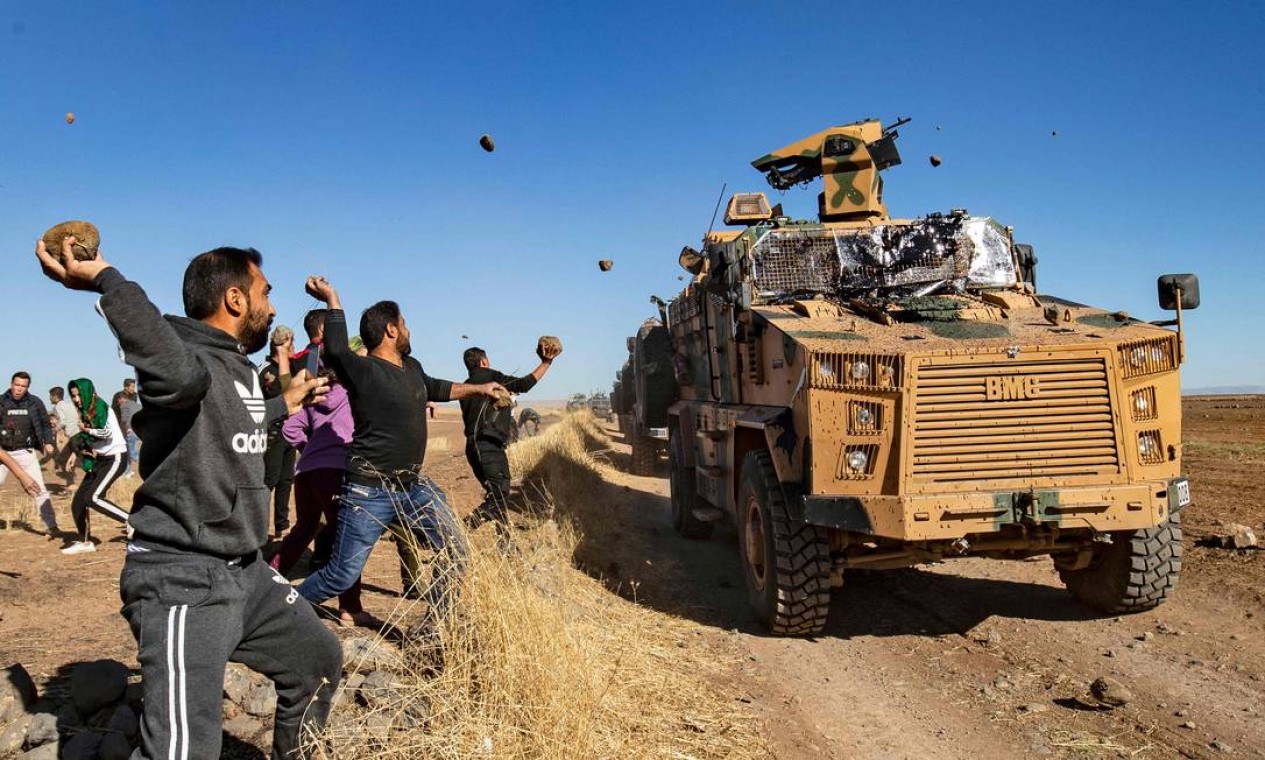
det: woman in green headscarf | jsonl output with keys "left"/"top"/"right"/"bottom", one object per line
{"left": 63, "top": 379, "right": 131, "bottom": 555}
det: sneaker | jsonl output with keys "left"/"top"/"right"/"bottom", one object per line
{"left": 61, "top": 541, "right": 97, "bottom": 555}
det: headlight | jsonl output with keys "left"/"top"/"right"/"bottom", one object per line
{"left": 1119, "top": 337, "right": 1177, "bottom": 378}
{"left": 857, "top": 407, "right": 874, "bottom": 426}
{"left": 847, "top": 450, "right": 869, "bottom": 471}
{"left": 1137, "top": 431, "right": 1163, "bottom": 463}
{"left": 1134, "top": 393, "right": 1150, "bottom": 416}
{"left": 817, "top": 361, "right": 835, "bottom": 380}
{"left": 850, "top": 360, "right": 871, "bottom": 381}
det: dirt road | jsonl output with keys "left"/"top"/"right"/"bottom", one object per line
{"left": 578, "top": 399, "right": 1264, "bottom": 759}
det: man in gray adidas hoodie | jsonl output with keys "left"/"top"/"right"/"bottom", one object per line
{"left": 36, "top": 238, "right": 340, "bottom": 760}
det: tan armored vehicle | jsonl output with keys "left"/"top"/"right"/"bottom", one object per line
{"left": 664, "top": 119, "right": 1199, "bottom": 635}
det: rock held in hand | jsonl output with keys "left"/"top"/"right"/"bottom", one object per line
{"left": 41, "top": 221, "right": 100, "bottom": 261}
{"left": 537, "top": 335, "right": 563, "bottom": 361}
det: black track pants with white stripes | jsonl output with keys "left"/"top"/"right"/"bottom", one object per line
{"left": 119, "top": 548, "right": 342, "bottom": 759}
{"left": 71, "top": 453, "right": 129, "bottom": 541}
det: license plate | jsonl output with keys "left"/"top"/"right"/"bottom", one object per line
{"left": 1174, "top": 479, "right": 1191, "bottom": 508}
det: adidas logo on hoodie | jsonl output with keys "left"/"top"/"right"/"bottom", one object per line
{"left": 231, "top": 372, "right": 268, "bottom": 454}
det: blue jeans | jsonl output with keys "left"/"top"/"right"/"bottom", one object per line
{"left": 297, "top": 477, "right": 468, "bottom": 621}
{"left": 125, "top": 430, "right": 141, "bottom": 475}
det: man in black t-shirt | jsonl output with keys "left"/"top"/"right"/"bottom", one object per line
{"left": 460, "top": 344, "right": 560, "bottom": 528}
{"left": 297, "top": 276, "right": 503, "bottom": 624}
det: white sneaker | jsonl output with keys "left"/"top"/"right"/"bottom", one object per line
{"left": 61, "top": 542, "right": 97, "bottom": 555}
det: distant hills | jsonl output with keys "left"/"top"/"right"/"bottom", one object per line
{"left": 1183, "top": 386, "right": 1265, "bottom": 396}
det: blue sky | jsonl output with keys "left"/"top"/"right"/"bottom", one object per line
{"left": 2, "top": 1, "right": 1262, "bottom": 399}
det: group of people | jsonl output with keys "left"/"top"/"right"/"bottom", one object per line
{"left": 1, "top": 371, "right": 141, "bottom": 554}
{"left": 31, "top": 233, "right": 560, "bottom": 759}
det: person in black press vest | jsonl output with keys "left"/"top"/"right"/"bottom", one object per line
{"left": 0, "top": 371, "right": 58, "bottom": 534}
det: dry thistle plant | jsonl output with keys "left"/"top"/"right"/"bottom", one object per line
{"left": 309, "top": 413, "right": 767, "bottom": 759}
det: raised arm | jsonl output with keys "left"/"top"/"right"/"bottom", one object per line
{"left": 36, "top": 239, "right": 211, "bottom": 409}
{"left": 303, "top": 276, "right": 361, "bottom": 384}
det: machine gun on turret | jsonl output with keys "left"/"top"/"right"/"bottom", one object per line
{"left": 751, "top": 117, "right": 909, "bottom": 222}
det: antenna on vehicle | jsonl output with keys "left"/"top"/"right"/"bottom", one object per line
{"left": 705, "top": 182, "right": 728, "bottom": 236}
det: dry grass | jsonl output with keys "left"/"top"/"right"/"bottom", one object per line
{"left": 314, "top": 413, "right": 767, "bottom": 759}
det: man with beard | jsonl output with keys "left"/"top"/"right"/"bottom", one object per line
{"left": 35, "top": 239, "right": 340, "bottom": 760}
{"left": 298, "top": 276, "right": 503, "bottom": 632}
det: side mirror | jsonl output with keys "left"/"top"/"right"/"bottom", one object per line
{"left": 1157, "top": 273, "right": 1200, "bottom": 311}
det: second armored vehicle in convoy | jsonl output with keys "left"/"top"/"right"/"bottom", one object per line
{"left": 651, "top": 118, "right": 1198, "bottom": 635}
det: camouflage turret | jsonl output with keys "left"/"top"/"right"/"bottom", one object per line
{"left": 751, "top": 117, "right": 906, "bottom": 222}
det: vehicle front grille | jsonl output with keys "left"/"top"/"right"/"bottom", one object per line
{"left": 910, "top": 356, "right": 1120, "bottom": 483}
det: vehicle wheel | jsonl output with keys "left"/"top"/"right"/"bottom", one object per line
{"left": 1057, "top": 512, "right": 1182, "bottom": 614}
{"left": 669, "top": 429, "right": 713, "bottom": 539}
{"left": 630, "top": 437, "right": 656, "bottom": 476}
{"left": 737, "top": 450, "right": 830, "bottom": 636}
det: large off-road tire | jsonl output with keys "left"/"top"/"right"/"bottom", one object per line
{"left": 1057, "top": 512, "right": 1182, "bottom": 614}
{"left": 629, "top": 436, "right": 657, "bottom": 476}
{"left": 737, "top": 450, "right": 831, "bottom": 636}
{"left": 669, "top": 429, "right": 713, "bottom": 539}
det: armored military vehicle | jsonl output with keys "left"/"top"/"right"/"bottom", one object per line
{"left": 587, "top": 392, "right": 614, "bottom": 422}
{"left": 613, "top": 320, "right": 677, "bottom": 475}
{"left": 662, "top": 118, "right": 1198, "bottom": 635}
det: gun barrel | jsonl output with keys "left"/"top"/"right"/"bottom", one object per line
{"left": 883, "top": 116, "right": 912, "bottom": 135}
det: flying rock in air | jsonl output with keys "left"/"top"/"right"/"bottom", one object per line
{"left": 66, "top": 112, "right": 75, "bottom": 125}
{"left": 929, "top": 155, "right": 942, "bottom": 167}
{"left": 479, "top": 134, "right": 495, "bottom": 152}
{"left": 598, "top": 259, "right": 613, "bottom": 272}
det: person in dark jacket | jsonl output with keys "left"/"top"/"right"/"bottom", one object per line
{"left": 0, "top": 371, "right": 58, "bottom": 533}
{"left": 35, "top": 236, "right": 339, "bottom": 760}
{"left": 460, "top": 343, "right": 560, "bottom": 529}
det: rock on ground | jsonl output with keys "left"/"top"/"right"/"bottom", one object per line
{"left": 25, "top": 712, "right": 59, "bottom": 748}
{"left": 1220, "top": 523, "right": 1258, "bottom": 549}
{"left": 0, "top": 664, "right": 39, "bottom": 723}
{"left": 22, "top": 742, "right": 58, "bottom": 760}
{"left": 341, "top": 637, "right": 407, "bottom": 675}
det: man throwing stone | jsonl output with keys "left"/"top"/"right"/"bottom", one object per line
{"left": 36, "top": 238, "right": 340, "bottom": 760}
{"left": 461, "top": 342, "right": 560, "bottom": 528}
{"left": 299, "top": 276, "right": 502, "bottom": 627}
